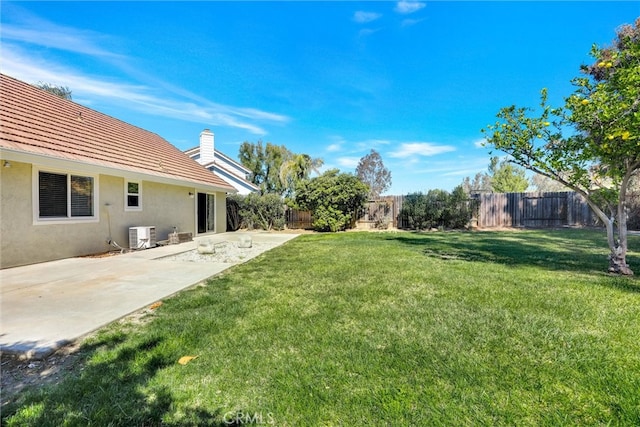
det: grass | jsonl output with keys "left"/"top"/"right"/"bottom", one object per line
{"left": 3, "top": 229, "right": 640, "bottom": 426}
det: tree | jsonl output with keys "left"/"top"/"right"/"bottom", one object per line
{"left": 461, "top": 156, "right": 529, "bottom": 194}
{"left": 279, "top": 153, "right": 324, "bottom": 197}
{"left": 462, "top": 172, "right": 492, "bottom": 194}
{"left": 488, "top": 156, "right": 530, "bottom": 193}
{"left": 238, "top": 141, "right": 291, "bottom": 195}
{"left": 294, "top": 169, "right": 369, "bottom": 232}
{"left": 35, "top": 82, "right": 72, "bottom": 100}
{"left": 356, "top": 149, "right": 392, "bottom": 199}
{"left": 482, "top": 18, "right": 640, "bottom": 275}
{"left": 531, "top": 173, "right": 569, "bottom": 192}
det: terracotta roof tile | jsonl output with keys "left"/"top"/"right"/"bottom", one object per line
{"left": 0, "top": 74, "right": 235, "bottom": 192}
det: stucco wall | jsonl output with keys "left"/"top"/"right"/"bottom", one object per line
{"left": 0, "top": 161, "right": 226, "bottom": 268}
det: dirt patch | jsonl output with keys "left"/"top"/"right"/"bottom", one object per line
{"left": 1, "top": 340, "right": 86, "bottom": 407}
{"left": 1, "top": 304, "right": 161, "bottom": 408}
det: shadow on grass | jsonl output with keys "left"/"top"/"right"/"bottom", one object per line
{"left": 1, "top": 324, "right": 231, "bottom": 426}
{"left": 2, "top": 273, "right": 269, "bottom": 426}
{"left": 386, "top": 229, "right": 640, "bottom": 290}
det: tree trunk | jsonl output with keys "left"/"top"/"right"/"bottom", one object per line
{"left": 609, "top": 246, "right": 633, "bottom": 275}
{"left": 591, "top": 200, "right": 633, "bottom": 276}
{"left": 609, "top": 180, "right": 634, "bottom": 275}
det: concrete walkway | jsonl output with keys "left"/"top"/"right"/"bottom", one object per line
{"left": 0, "top": 232, "right": 298, "bottom": 359}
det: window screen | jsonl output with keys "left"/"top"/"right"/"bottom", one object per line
{"left": 39, "top": 172, "right": 68, "bottom": 217}
{"left": 38, "top": 171, "right": 94, "bottom": 218}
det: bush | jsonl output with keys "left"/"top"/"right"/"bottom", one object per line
{"left": 400, "top": 186, "right": 476, "bottom": 230}
{"left": 294, "top": 169, "right": 369, "bottom": 232}
{"left": 228, "top": 193, "right": 286, "bottom": 231}
{"left": 226, "top": 197, "right": 241, "bottom": 231}
{"left": 401, "top": 192, "right": 431, "bottom": 230}
{"left": 445, "top": 186, "right": 478, "bottom": 229}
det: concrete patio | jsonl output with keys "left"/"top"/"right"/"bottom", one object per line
{"left": 0, "top": 232, "right": 299, "bottom": 359}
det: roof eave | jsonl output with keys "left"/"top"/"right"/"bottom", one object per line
{"left": 0, "top": 147, "right": 237, "bottom": 194}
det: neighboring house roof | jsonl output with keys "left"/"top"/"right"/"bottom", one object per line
{"left": 212, "top": 150, "right": 252, "bottom": 175}
{"left": 0, "top": 73, "right": 235, "bottom": 192}
{"left": 205, "top": 161, "right": 260, "bottom": 192}
{"left": 185, "top": 145, "right": 259, "bottom": 193}
{"left": 184, "top": 146, "right": 251, "bottom": 175}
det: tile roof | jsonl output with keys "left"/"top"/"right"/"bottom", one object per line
{"left": 0, "top": 74, "right": 235, "bottom": 192}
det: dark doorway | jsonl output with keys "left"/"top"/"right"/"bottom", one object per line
{"left": 197, "top": 193, "right": 215, "bottom": 234}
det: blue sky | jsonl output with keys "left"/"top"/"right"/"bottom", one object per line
{"left": 2, "top": 1, "right": 638, "bottom": 194}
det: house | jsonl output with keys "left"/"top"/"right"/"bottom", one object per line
{"left": 184, "top": 129, "right": 259, "bottom": 195}
{"left": 0, "top": 73, "right": 236, "bottom": 269}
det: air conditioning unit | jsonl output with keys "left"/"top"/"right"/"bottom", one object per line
{"left": 129, "top": 226, "right": 156, "bottom": 249}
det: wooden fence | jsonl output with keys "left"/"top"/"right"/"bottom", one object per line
{"left": 358, "top": 196, "right": 407, "bottom": 229}
{"left": 285, "top": 208, "right": 313, "bottom": 229}
{"left": 474, "top": 191, "right": 596, "bottom": 228}
{"left": 285, "top": 191, "right": 640, "bottom": 230}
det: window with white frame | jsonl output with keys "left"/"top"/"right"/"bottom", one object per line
{"left": 125, "top": 180, "right": 142, "bottom": 211}
{"left": 37, "top": 170, "right": 96, "bottom": 220}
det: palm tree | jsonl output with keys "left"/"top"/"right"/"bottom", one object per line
{"left": 279, "top": 154, "right": 324, "bottom": 196}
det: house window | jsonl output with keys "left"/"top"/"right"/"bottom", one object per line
{"left": 125, "top": 181, "right": 142, "bottom": 211}
{"left": 37, "top": 171, "right": 96, "bottom": 220}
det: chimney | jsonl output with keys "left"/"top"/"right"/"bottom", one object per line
{"left": 199, "top": 129, "right": 215, "bottom": 165}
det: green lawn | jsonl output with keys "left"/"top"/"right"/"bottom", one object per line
{"left": 3, "top": 229, "right": 640, "bottom": 426}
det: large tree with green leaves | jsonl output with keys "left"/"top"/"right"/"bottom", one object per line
{"left": 482, "top": 18, "right": 640, "bottom": 275}
{"left": 239, "top": 141, "right": 322, "bottom": 197}
{"left": 488, "top": 156, "right": 530, "bottom": 193}
{"left": 461, "top": 156, "right": 529, "bottom": 194}
{"left": 238, "top": 141, "right": 291, "bottom": 195}
{"left": 279, "top": 153, "right": 324, "bottom": 198}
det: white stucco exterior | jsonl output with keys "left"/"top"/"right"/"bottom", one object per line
{"left": 0, "top": 156, "right": 228, "bottom": 269}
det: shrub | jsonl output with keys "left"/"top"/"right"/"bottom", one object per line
{"left": 401, "top": 192, "right": 431, "bottom": 230}
{"left": 226, "top": 197, "right": 241, "bottom": 231}
{"left": 445, "top": 186, "right": 478, "bottom": 229}
{"left": 294, "top": 169, "right": 369, "bottom": 232}
{"left": 400, "top": 186, "right": 476, "bottom": 230}
{"left": 228, "top": 193, "right": 286, "bottom": 231}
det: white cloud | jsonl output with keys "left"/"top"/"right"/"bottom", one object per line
{"left": 353, "top": 11, "right": 382, "bottom": 24}
{"left": 337, "top": 157, "right": 361, "bottom": 168}
{"left": 0, "top": 6, "right": 290, "bottom": 135}
{"left": 1, "top": 21, "right": 120, "bottom": 58}
{"left": 356, "top": 139, "right": 391, "bottom": 151}
{"left": 358, "top": 28, "right": 380, "bottom": 38}
{"left": 389, "top": 142, "right": 456, "bottom": 158}
{"left": 327, "top": 143, "right": 342, "bottom": 152}
{"left": 441, "top": 168, "right": 482, "bottom": 177}
{"left": 401, "top": 18, "right": 424, "bottom": 27}
{"left": 1, "top": 38, "right": 288, "bottom": 135}
{"left": 473, "top": 138, "right": 487, "bottom": 148}
{"left": 394, "top": 1, "right": 426, "bottom": 15}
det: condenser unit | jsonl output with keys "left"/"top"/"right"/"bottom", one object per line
{"left": 129, "top": 226, "right": 156, "bottom": 249}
